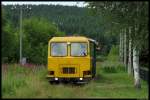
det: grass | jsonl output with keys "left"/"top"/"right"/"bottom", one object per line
{"left": 2, "top": 62, "right": 148, "bottom": 99}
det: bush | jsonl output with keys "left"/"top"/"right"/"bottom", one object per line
{"left": 101, "top": 61, "right": 125, "bottom": 73}
{"left": 107, "top": 45, "right": 119, "bottom": 62}
{"left": 23, "top": 17, "right": 66, "bottom": 64}
{"left": 102, "top": 67, "right": 117, "bottom": 73}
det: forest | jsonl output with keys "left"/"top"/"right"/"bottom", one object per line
{"left": 2, "top": 4, "right": 118, "bottom": 64}
{"left": 2, "top": 1, "right": 149, "bottom": 98}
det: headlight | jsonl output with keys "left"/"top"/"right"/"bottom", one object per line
{"left": 55, "top": 77, "right": 58, "bottom": 80}
{"left": 79, "top": 78, "right": 83, "bottom": 80}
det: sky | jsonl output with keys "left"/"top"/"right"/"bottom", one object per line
{"left": 1, "top": 1, "right": 89, "bottom": 7}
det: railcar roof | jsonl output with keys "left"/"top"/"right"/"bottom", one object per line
{"left": 49, "top": 36, "right": 89, "bottom": 42}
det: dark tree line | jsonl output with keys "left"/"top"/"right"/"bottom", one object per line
{"left": 2, "top": 4, "right": 118, "bottom": 64}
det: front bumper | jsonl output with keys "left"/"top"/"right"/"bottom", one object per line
{"left": 46, "top": 75, "right": 92, "bottom": 82}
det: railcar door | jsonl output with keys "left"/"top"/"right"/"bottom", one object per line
{"left": 90, "top": 42, "right": 96, "bottom": 78}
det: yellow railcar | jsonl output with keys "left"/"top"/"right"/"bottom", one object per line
{"left": 46, "top": 36, "right": 99, "bottom": 83}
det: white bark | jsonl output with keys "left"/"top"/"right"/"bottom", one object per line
{"left": 119, "top": 32, "right": 121, "bottom": 58}
{"left": 124, "top": 29, "right": 127, "bottom": 67}
{"left": 119, "top": 32, "right": 123, "bottom": 62}
{"left": 128, "top": 27, "right": 132, "bottom": 75}
{"left": 133, "top": 47, "right": 141, "bottom": 89}
{"left": 122, "top": 30, "right": 124, "bottom": 62}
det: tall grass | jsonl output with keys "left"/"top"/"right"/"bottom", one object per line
{"left": 98, "top": 45, "right": 126, "bottom": 73}
{"left": 2, "top": 62, "right": 148, "bottom": 98}
{"left": 100, "top": 61, "right": 125, "bottom": 73}
{"left": 2, "top": 64, "right": 47, "bottom": 98}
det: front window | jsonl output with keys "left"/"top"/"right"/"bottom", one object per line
{"left": 71, "top": 43, "right": 87, "bottom": 56}
{"left": 51, "top": 43, "right": 67, "bottom": 56}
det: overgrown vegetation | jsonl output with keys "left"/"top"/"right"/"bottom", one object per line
{"left": 88, "top": 2, "right": 149, "bottom": 88}
{"left": 2, "top": 15, "right": 65, "bottom": 64}
{"left": 107, "top": 45, "right": 119, "bottom": 61}
{"left": 1, "top": 2, "right": 148, "bottom": 98}
{"left": 2, "top": 62, "right": 148, "bottom": 98}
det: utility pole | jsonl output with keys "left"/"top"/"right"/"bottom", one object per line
{"left": 11, "top": 5, "right": 31, "bottom": 65}
{"left": 20, "top": 6, "right": 23, "bottom": 64}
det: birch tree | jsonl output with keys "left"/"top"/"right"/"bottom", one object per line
{"left": 119, "top": 32, "right": 121, "bottom": 61}
{"left": 133, "top": 46, "right": 141, "bottom": 88}
{"left": 121, "top": 29, "right": 124, "bottom": 63}
{"left": 128, "top": 27, "right": 132, "bottom": 75}
{"left": 132, "top": 23, "right": 141, "bottom": 88}
{"left": 123, "top": 28, "right": 128, "bottom": 69}
{"left": 88, "top": 1, "right": 148, "bottom": 89}
{"left": 119, "top": 30, "right": 123, "bottom": 62}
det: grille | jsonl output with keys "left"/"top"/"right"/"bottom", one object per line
{"left": 62, "top": 67, "right": 75, "bottom": 74}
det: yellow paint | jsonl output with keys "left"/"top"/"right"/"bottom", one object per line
{"left": 47, "top": 36, "right": 92, "bottom": 78}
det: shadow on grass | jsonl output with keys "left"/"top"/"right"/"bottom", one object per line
{"left": 93, "top": 73, "right": 113, "bottom": 84}
{"left": 49, "top": 81, "right": 87, "bottom": 87}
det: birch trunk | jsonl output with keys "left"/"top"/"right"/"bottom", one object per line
{"left": 124, "top": 29, "right": 127, "bottom": 68}
{"left": 128, "top": 27, "right": 132, "bottom": 75}
{"left": 133, "top": 47, "right": 141, "bottom": 89}
{"left": 119, "top": 32, "right": 121, "bottom": 60}
{"left": 122, "top": 29, "right": 124, "bottom": 62}
{"left": 119, "top": 32, "right": 123, "bottom": 62}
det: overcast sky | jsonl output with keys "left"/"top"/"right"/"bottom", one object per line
{"left": 2, "top": 1, "right": 88, "bottom": 7}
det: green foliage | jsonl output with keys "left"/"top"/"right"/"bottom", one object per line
{"left": 2, "top": 65, "right": 27, "bottom": 96}
{"left": 98, "top": 46, "right": 124, "bottom": 73}
{"left": 107, "top": 45, "right": 119, "bottom": 61}
{"left": 2, "top": 10, "right": 66, "bottom": 64}
{"left": 108, "top": 45, "right": 119, "bottom": 55}
{"left": 102, "top": 67, "right": 118, "bottom": 73}
{"left": 2, "top": 5, "right": 118, "bottom": 58}
{"left": 88, "top": 1, "right": 148, "bottom": 55}
{"left": 101, "top": 65, "right": 126, "bottom": 73}
{"left": 2, "top": 20, "right": 18, "bottom": 63}
{"left": 55, "top": 31, "right": 65, "bottom": 36}
{"left": 2, "top": 64, "right": 148, "bottom": 98}
{"left": 96, "top": 55, "right": 107, "bottom": 62}
{"left": 22, "top": 17, "right": 65, "bottom": 64}
{"left": 100, "top": 61, "right": 125, "bottom": 73}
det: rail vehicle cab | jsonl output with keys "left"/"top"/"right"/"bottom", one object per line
{"left": 46, "top": 36, "right": 99, "bottom": 83}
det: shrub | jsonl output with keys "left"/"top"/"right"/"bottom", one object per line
{"left": 107, "top": 45, "right": 119, "bottom": 62}
{"left": 23, "top": 17, "right": 66, "bottom": 64}
{"left": 101, "top": 61, "right": 125, "bottom": 73}
{"left": 102, "top": 67, "right": 117, "bottom": 73}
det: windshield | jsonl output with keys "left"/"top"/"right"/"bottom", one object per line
{"left": 71, "top": 43, "right": 87, "bottom": 56}
{"left": 51, "top": 43, "right": 67, "bottom": 56}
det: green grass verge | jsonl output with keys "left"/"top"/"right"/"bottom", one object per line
{"left": 2, "top": 62, "right": 148, "bottom": 99}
